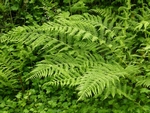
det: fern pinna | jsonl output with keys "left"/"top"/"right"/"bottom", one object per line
{"left": 0, "top": 12, "right": 139, "bottom": 100}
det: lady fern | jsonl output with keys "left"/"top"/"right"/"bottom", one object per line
{"left": 0, "top": 12, "right": 140, "bottom": 100}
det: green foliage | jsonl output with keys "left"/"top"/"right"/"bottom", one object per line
{"left": 1, "top": 0, "right": 149, "bottom": 33}
{"left": 0, "top": 11, "right": 140, "bottom": 100}
{"left": 0, "top": 0, "right": 58, "bottom": 33}
{"left": 1, "top": 0, "right": 150, "bottom": 112}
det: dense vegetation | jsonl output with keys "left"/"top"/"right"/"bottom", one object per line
{"left": 0, "top": 0, "right": 150, "bottom": 112}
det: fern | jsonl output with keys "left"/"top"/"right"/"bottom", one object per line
{"left": 89, "top": 8, "right": 114, "bottom": 18}
{"left": 0, "top": 51, "right": 19, "bottom": 92}
{"left": 76, "top": 62, "right": 125, "bottom": 100}
{"left": 0, "top": 13, "right": 140, "bottom": 100}
{"left": 137, "top": 77, "right": 150, "bottom": 87}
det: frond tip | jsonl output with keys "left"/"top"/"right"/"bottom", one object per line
{"left": 76, "top": 63, "right": 123, "bottom": 100}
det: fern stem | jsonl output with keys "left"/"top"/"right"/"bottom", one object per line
{"left": 18, "top": 75, "right": 25, "bottom": 92}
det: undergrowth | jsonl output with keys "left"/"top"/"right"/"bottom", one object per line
{"left": 0, "top": 0, "right": 150, "bottom": 112}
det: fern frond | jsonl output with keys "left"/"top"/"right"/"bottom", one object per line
{"left": 44, "top": 76, "right": 82, "bottom": 87}
{"left": 136, "top": 77, "right": 150, "bottom": 87}
{"left": 55, "top": 18, "right": 98, "bottom": 36}
{"left": 0, "top": 53, "right": 18, "bottom": 89}
{"left": 89, "top": 8, "right": 115, "bottom": 21}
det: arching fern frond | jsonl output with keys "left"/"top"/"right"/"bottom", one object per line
{"left": 0, "top": 51, "right": 19, "bottom": 91}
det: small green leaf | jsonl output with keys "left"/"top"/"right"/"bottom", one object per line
{"left": 16, "top": 92, "right": 22, "bottom": 99}
{"left": 11, "top": 5, "right": 19, "bottom": 11}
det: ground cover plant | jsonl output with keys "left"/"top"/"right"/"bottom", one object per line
{"left": 0, "top": 0, "right": 150, "bottom": 112}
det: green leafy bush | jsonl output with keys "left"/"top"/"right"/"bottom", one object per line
{"left": 0, "top": 0, "right": 58, "bottom": 33}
